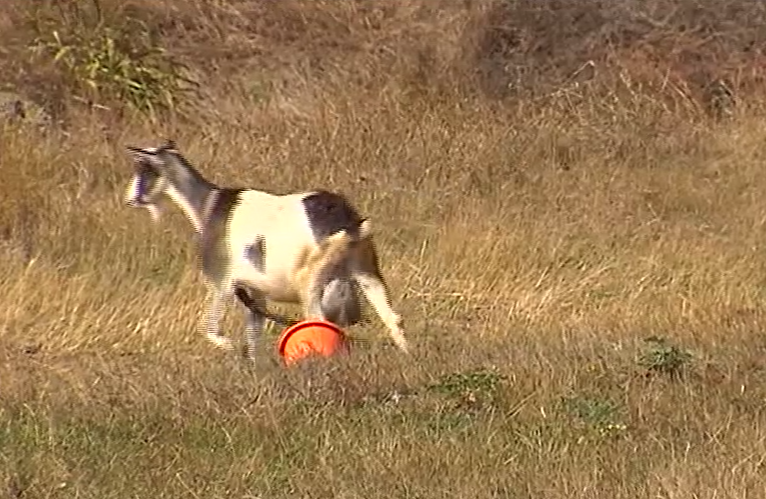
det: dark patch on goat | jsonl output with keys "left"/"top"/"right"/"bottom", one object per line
{"left": 199, "top": 188, "right": 245, "bottom": 279}
{"left": 301, "top": 190, "right": 365, "bottom": 243}
{"left": 246, "top": 236, "right": 266, "bottom": 272}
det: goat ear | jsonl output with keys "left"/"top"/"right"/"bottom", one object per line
{"left": 126, "top": 146, "right": 164, "bottom": 168}
{"left": 159, "top": 139, "right": 178, "bottom": 153}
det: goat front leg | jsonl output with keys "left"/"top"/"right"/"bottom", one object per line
{"left": 234, "top": 286, "right": 267, "bottom": 361}
{"left": 204, "top": 286, "right": 235, "bottom": 351}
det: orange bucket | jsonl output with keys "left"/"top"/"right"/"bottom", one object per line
{"left": 276, "top": 319, "right": 350, "bottom": 366}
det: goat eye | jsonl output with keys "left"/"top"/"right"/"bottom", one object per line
{"left": 135, "top": 174, "right": 148, "bottom": 196}
{"left": 135, "top": 160, "right": 159, "bottom": 177}
{"left": 134, "top": 169, "right": 158, "bottom": 196}
{"left": 135, "top": 164, "right": 158, "bottom": 183}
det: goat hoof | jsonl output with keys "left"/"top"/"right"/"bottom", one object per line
{"left": 207, "top": 334, "right": 235, "bottom": 351}
{"left": 239, "top": 343, "right": 258, "bottom": 362}
{"left": 394, "top": 337, "right": 410, "bottom": 354}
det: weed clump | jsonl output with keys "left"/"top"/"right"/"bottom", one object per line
{"left": 563, "top": 394, "right": 629, "bottom": 441}
{"left": 25, "top": 1, "right": 196, "bottom": 116}
{"left": 638, "top": 336, "right": 694, "bottom": 379}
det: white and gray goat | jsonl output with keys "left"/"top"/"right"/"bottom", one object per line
{"left": 123, "top": 140, "right": 409, "bottom": 360}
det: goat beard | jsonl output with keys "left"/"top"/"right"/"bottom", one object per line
{"left": 144, "top": 202, "right": 163, "bottom": 222}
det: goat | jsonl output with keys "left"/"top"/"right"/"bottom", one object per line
{"left": 123, "top": 140, "right": 409, "bottom": 361}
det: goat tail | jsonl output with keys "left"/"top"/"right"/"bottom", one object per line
{"left": 356, "top": 218, "right": 373, "bottom": 240}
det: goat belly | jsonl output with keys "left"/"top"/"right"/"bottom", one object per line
{"left": 230, "top": 257, "right": 301, "bottom": 302}
{"left": 228, "top": 235, "right": 307, "bottom": 303}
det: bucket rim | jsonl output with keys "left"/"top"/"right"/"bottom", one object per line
{"left": 277, "top": 319, "right": 345, "bottom": 357}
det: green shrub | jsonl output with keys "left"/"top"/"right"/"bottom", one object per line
{"left": 27, "top": 0, "right": 196, "bottom": 116}
{"left": 638, "top": 336, "right": 693, "bottom": 379}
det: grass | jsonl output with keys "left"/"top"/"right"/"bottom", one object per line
{"left": 3, "top": 0, "right": 766, "bottom": 497}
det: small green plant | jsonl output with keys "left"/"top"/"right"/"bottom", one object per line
{"left": 638, "top": 336, "right": 693, "bottom": 379}
{"left": 427, "top": 367, "right": 505, "bottom": 397}
{"left": 426, "top": 367, "right": 506, "bottom": 410}
{"left": 27, "top": 2, "right": 195, "bottom": 115}
{"left": 563, "top": 395, "right": 627, "bottom": 439}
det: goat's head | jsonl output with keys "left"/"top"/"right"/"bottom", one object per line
{"left": 124, "top": 139, "right": 178, "bottom": 222}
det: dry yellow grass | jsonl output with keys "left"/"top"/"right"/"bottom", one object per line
{"left": 3, "top": 1, "right": 766, "bottom": 497}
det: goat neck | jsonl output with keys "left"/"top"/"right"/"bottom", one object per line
{"left": 161, "top": 152, "right": 220, "bottom": 234}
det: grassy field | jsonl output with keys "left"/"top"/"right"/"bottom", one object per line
{"left": 3, "top": 0, "right": 766, "bottom": 497}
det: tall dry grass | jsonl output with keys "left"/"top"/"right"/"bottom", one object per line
{"left": 2, "top": 0, "right": 766, "bottom": 497}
